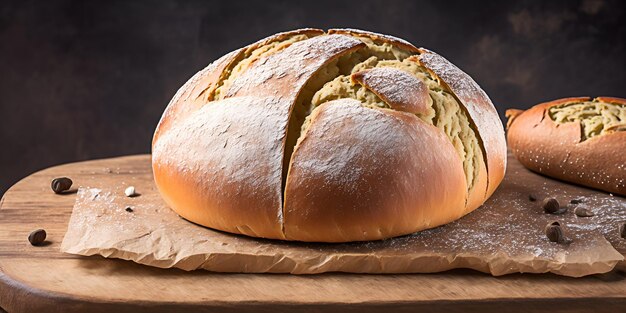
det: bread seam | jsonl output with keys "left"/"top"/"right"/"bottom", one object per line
{"left": 282, "top": 35, "right": 416, "bottom": 200}
{"left": 278, "top": 34, "right": 366, "bottom": 236}
{"left": 439, "top": 83, "right": 489, "bottom": 202}
{"left": 205, "top": 30, "right": 323, "bottom": 102}
{"left": 414, "top": 63, "right": 488, "bottom": 204}
{"left": 291, "top": 36, "right": 484, "bottom": 205}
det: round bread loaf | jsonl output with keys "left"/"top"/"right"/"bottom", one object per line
{"left": 507, "top": 96, "right": 626, "bottom": 196}
{"left": 152, "top": 28, "right": 507, "bottom": 242}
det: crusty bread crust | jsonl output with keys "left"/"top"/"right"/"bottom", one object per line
{"left": 152, "top": 29, "right": 507, "bottom": 242}
{"left": 153, "top": 32, "right": 363, "bottom": 240}
{"left": 153, "top": 28, "right": 326, "bottom": 147}
{"left": 416, "top": 49, "right": 507, "bottom": 210}
{"left": 153, "top": 96, "right": 292, "bottom": 239}
{"left": 284, "top": 99, "right": 467, "bottom": 242}
{"left": 507, "top": 97, "right": 626, "bottom": 196}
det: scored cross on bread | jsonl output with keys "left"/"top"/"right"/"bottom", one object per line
{"left": 152, "top": 28, "right": 507, "bottom": 242}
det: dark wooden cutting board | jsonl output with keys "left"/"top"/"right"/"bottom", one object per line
{"left": 0, "top": 154, "right": 624, "bottom": 313}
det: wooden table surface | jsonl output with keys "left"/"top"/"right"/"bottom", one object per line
{"left": 0, "top": 155, "right": 625, "bottom": 313}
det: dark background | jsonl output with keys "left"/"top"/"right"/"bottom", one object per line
{"left": 0, "top": 0, "right": 624, "bottom": 195}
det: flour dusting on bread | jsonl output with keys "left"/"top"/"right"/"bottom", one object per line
{"left": 152, "top": 28, "right": 507, "bottom": 242}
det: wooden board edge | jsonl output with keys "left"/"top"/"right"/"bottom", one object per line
{"left": 2, "top": 258, "right": 625, "bottom": 311}
{"left": 1, "top": 267, "right": 625, "bottom": 313}
{"left": 2, "top": 257, "right": 626, "bottom": 312}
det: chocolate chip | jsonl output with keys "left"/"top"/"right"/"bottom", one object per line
{"left": 545, "top": 221, "right": 564, "bottom": 243}
{"left": 570, "top": 199, "right": 583, "bottom": 204}
{"left": 51, "top": 177, "right": 72, "bottom": 194}
{"left": 574, "top": 207, "right": 594, "bottom": 217}
{"left": 542, "top": 198, "right": 565, "bottom": 214}
{"left": 125, "top": 206, "right": 133, "bottom": 212}
{"left": 528, "top": 194, "right": 537, "bottom": 202}
{"left": 620, "top": 223, "right": 626, "bottom": 240}
{"left": 28, "top": 229, "right": 47, "bottom": 246}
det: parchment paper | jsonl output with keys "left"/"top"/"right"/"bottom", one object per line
{"left": 61, "top": 157, "right": 626, "bottom": 277}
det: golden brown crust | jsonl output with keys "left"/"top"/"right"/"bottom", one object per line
{"left": 153, "top": 31, "right": 364, "bottom": 240}
{"left": 416, "top": 49, "right": 507, "bottom": 208}
{"left": 153, "top": 96, "right": 292, "bottom": 239}
{"left": 153, "top": 29, "right": 326, "bottom": 148}
{"left": 283, "top": 99, "right": 467, "bottom": 242}
{"left": 507, "top": 97, "right": 626, "bottom": 195}
{"left": 223, "top": 34, "right": 364, "bottom": 98}
{"left": 153, "top": 29, "right": 507, "bottom": 242}
{"left": 211, "top": 28, "right": 325, "bottom": 100}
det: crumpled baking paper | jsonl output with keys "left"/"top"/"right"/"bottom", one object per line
{"left": 61, "top": 169, "right": 625, "bottom": 277}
